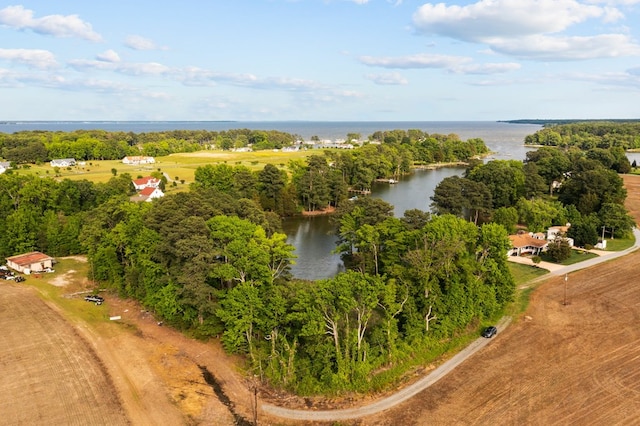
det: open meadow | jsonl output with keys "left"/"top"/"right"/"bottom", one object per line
{"left": 14, "top": 149, "right": 314, "bottom": 186}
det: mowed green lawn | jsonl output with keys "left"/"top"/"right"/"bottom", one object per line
{"left": 13, "top": 149, "right": 316, "bottom": 187}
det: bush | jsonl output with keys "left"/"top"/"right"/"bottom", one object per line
{"left": 547, "top": 239, "right": 572, "bottom": 262}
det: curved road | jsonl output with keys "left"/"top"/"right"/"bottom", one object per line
{"left": 261, "top": 228, "right": 640, "bottom": 422}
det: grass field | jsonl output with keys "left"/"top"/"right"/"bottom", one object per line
{"left": 12, "top": 149, "right": 316, "bottom": 186}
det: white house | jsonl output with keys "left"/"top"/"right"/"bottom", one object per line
{"left": 132, "top": 176, "right": 161, "bottom": 190}
{"left": 0, "top": 161, "right": 10, "bottom": 174}
{"left": 131, "top": 186, "right": 164, "bottom": 202}
{"left": 547, "top": 224, "right": 574, "bottom": 248}
{"left": 50, "top": 158, "right": 76, "bottom": 167}
{"left": 122, "top": 156, "right": 155, "bottom": 165}
{"left": 508, "top": 233, "right": 549, "bottom": 256}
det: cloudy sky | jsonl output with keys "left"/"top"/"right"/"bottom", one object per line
{"left": 1, "top": 0, "right": 639, "bottom": 121}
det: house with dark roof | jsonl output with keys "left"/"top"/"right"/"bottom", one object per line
{"left": 6, "top": 251, "right": 54, "bottom": 274}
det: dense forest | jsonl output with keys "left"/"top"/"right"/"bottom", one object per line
{"left": 524, "top": 121, "right": 640, "bottom": 151}
{"left": 0, "top": 124, "right": 637, "bottom": 395}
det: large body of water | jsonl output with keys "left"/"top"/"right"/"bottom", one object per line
{"left": 1, "top": 120, "right": 544, "bottom": 280}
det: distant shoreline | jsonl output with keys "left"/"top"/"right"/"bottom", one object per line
{"left": 501, "top": 119, "right": 640, "bottom": 126}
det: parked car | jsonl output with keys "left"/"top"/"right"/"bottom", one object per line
{"left": 14, "top": 276, "right": 25, "bottom": 283}
{"left": 482, "top": 326, "right": 498, "bottom": 338}
{"left": 84, "top": 295, "right": 104, "bottom": 305}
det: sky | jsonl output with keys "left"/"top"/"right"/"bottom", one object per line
{"left": 0, "top": 0, "right": 639, "bottom": 121}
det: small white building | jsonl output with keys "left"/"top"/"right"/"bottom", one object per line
{"left": 122, "top": 156, "right": 155, "bottom": 165}
{"left": 50, "top": 158, "right": 76, "bottom": 167}
{"left": 0, "top": 161, "right": 10, "bottom": 174}
{"left": 131, "top": 186, "right": 164, "bottom": 202}
{"left": 6, "top": 251, "right": 54, "bottom": 274}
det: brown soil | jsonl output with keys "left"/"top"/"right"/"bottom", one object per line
{"left": 4, "top": 174, "right": 640, "bottom": 425}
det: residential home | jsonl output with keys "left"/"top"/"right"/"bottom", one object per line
{"left": 6, "top": 251, "right": 54, "bottom": 274}
{"left": 50, "top": 158, "right": 76, "bottom": 167}
{"left": 122, "top": 156, "right": 155, "bottom": 165}
{"left": 508, "top": 232, "right": 549, "bottom": 256}
{"left": 0, "top": 161, "right": 10, "bottom": 174}
{"left": 132, "top": 176, "right": 161, "bottom": 190}
{"left": 547, "top": 223, "right": 574, "bottom": 247}
{"left": 131, "top": 186, "right": 164, "bottom": 202}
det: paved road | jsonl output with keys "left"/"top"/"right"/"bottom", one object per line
{"left": 518, "top": 228, "right": 640, "bottom": 286}
{"left": 262, "top": 318, "right": 511, "bottom": 421}
{"left": 261, "top": 228, "right": 640, "bottom": 422}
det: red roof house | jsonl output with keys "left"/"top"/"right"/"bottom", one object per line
{"left": 132, "top": 176, "right": 161, "bottom": 190}
{"left": 6, "top": 251, "right": 54, "bottom": 274}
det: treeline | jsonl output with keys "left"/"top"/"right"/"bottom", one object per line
{"left": 0, "top": 128, "right": 488, "bottom": 172}
{"left": 0, "top": 128, "right": 298, "bottom": 163}
{"left": 431, "top": 146, "right": 635, "bottom": 255}
{"left": 0, "top": 173, "right": 136, "bottom": 258}
{"left": 524, "top": 121, "right": 640, "bottom": 151}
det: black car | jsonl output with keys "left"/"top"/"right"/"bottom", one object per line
{"left": 14, "top": 276, "right": 25, "bottom": 283}
{"left": 482, "top": 326, "right": 497, "bottom": 338}
{"left": 84, "top": 294, "right": 104, "bottom": 305}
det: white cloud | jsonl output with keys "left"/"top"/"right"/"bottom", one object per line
{"left": 0, "top": 5, "right": 102, "bottom": 42}
{"left": 69, "top": 59, "right": 171, "bottom": 76}
{"left": 96, "top": 49, "right": 120, "bottom": 63}
{"left": 567, "top": 69, "right": 640, "bottom": 88}
{"left": 0, "top": 48, "right": 57, "bottom": 69}
{"left": 124, "top": 35, "right": 162, "bottom": 51}
{"left": 358, "top": 53, "right": 520, "bottom": 74}
{"left": 359, "top": 53, "right": 471, "bottom": 69}
{"left": 365, "top": 72, "right": 409, "bottom": 85}
{"left": 410, "top": 0, "right": 640, "bottom": 60}
{"left": 490, "top": 34, "right": 640, "bottom": 60}
{"left": 454, "top": 62, "right": 521, "bottom": 74}
{"left": 412, "top": 0, "right": 608, "bottom": 41}
{"left": 586, "top": 0, "right": 640, "bottom": 5}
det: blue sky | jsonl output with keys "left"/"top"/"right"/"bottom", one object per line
{"left": 0, "top": 0, "right": 639, "bottom": 121}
